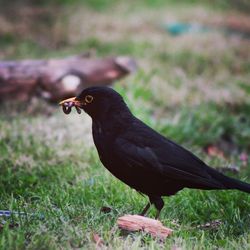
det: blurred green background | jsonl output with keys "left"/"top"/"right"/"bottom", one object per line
{"left": 0, "top": 0, "right": 250, "bottom": 249}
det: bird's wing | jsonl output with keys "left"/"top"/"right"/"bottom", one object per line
{"left": 115, "top": 136, "right": 224, "bottom": 189}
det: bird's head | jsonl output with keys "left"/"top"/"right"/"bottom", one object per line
{"left": 59, "top": 86, "right": 128, "bottom": 120}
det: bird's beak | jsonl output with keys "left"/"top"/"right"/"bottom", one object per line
{"left": 59, "top": 97, "right": 83, "bottom": 114}
{"left": 59, "top": 97, "right": 80, "bottom": 106}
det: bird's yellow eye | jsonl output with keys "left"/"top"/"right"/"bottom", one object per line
{"left": 85, "top": 95, "right": 93, "bottom": 104}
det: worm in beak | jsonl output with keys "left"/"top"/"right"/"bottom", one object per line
{"left": 59, "top": 97, "right": 82, "bottom": 115}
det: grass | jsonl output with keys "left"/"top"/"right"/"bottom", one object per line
{"left": 1, "top": 105, "right": 250, "bottom": 249}
{"left": 0, "top": 0, "right": 250, "bottom": 249}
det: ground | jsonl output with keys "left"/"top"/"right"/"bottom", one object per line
{"left": 0, "top": 1, "right": 250, "bottom": 249}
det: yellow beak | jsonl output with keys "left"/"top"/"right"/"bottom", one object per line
{"left": 59, "top": 97, "right": 78, "bottom": 106}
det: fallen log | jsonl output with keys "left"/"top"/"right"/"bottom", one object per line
{"left": 0, "top": 54, "right": 137, "bottom": 102}
{"left": 117, "top": 215, "right": 173, "bottom": 240}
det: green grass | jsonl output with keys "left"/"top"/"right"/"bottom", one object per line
{"left": 1, "top": 0, "right": 250, "bottom": 249}
{"left": 1, "top": 92, "right": 250, "bottom": 249}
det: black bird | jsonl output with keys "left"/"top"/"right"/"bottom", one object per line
{"left": 60, "top": 86, "right": 250, "bottom": 218}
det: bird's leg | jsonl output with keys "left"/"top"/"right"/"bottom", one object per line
{"left": 150, "top": 196, "right": 164, "bottom": 220}
{"left": 140, "top": 202, "right": 151, "bottom": 216}
{"left": 155, "top": 210, "right": 161, "bottom": 220}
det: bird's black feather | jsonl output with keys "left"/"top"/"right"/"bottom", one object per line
{"left": 72, "top": 86, "right": 250, "bottom": 217}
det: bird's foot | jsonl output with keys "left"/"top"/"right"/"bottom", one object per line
{"left": 140, "top": 202, "right": 151, "bottom": 217}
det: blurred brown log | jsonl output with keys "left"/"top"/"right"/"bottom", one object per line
{"left": 0, "top": 54, "right": 137, "bottom": 103}
{"left": 117, "top": 215, "right": 173, "bottom": 240}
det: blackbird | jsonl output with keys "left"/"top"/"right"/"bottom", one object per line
{"left": 60, "top": 86, "right": 250, "bottom": 218}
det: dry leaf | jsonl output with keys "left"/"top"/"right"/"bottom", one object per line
{"left": 117, "top": 214, "right": 173, "bottom": 240}
{"left": 205, "top": 145, "right": 225, "bottom": 159}
{"left": 100, "top": 206, "right": 112, "bottom": 213}
{"left": 240, "top": 152, "right": 248, "bottom": 167}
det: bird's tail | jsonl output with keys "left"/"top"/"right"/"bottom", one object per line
{"left": 210, "top": 169, "right": 250, "bottom": 194}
